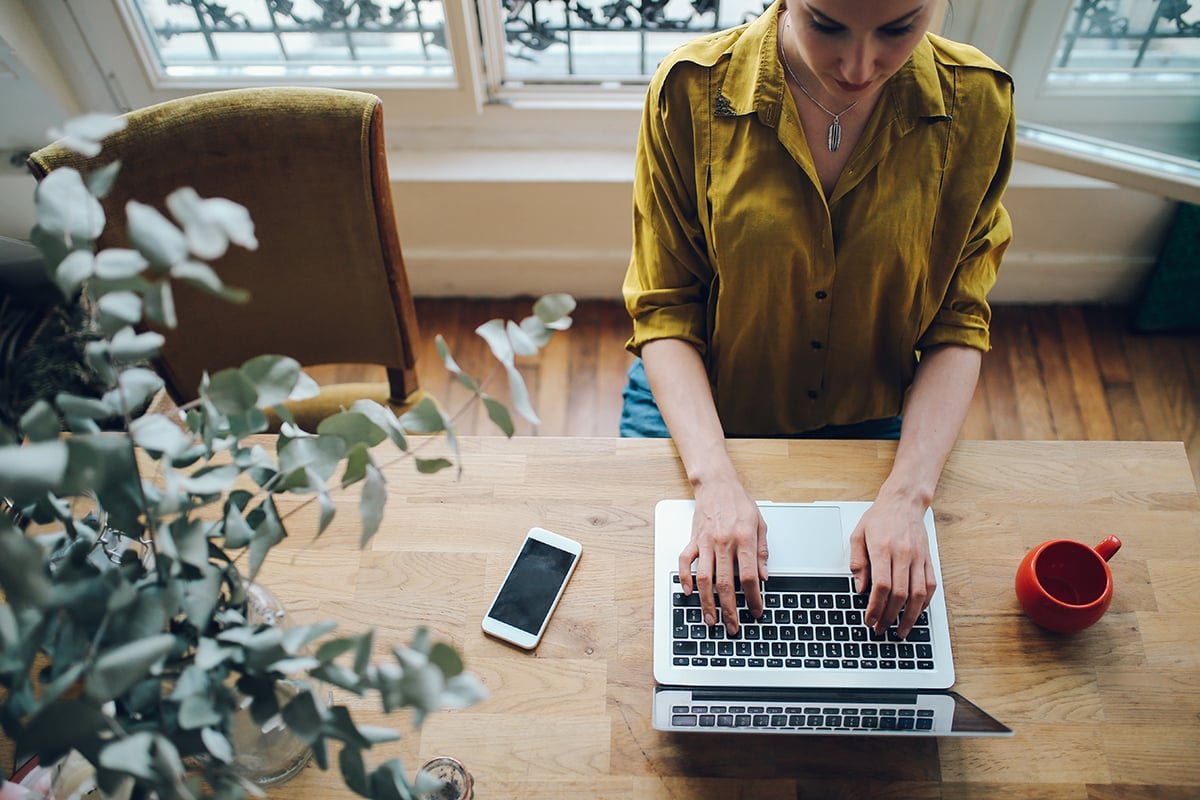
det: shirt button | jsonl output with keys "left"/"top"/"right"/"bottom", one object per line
{"left": 807, "top": 390, "right": 819, "bottom": 400}
{"left": 810, "top": 341, "right": 823, "bottom": 350}
{"left": 815, "top": 291, "right": 828, "bottom": 300}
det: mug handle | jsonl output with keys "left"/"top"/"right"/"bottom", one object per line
{"left": 1094, "top": 535, "right": 1122, "bottom": 561}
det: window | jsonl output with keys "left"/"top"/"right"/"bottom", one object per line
{"left": 24, "top": 0, "right": 1200, "bottom": 196}
{"left": 124, "top": 0, "right": 457, "bottom": 82}
{"left": 948, "top": 0, "right": 1200, "bottom": 164}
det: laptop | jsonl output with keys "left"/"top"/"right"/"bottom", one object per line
{"left": 652, "top": 500, "right": 1012, "bottom": 737}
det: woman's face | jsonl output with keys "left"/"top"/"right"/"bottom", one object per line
{"left": 784, "top": 1, "right": 935, "bottom": 103}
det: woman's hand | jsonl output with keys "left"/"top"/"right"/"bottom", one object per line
{"left": 848, "top": 487, "right": 937, "bottom": 639}
{"left": 677, "top": 474, "right": 768, "bottom": 635}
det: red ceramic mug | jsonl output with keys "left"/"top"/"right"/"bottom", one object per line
{"left": 1014, "top": 535, "right": 1122, "bottom": 633}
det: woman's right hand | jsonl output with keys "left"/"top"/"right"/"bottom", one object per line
{"left": 677, "top": 473, "right": 769, "bottom": 635}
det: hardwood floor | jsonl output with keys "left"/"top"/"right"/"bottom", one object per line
{"left": 313, "top": 298, "right": 1200, "bottom": 487}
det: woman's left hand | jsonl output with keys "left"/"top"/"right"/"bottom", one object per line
{"left": 848, "top": 488, "right": 938, "bottom": 639}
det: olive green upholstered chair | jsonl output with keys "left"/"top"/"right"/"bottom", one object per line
{"left": 27, "top": 87, "right": 422, "bottom": 430}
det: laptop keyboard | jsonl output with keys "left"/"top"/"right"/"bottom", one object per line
{"left": 670, "top": 574, "right": 937, "bottom": 671}
{"left": 668, "top": 702, "right": 936, "bottom": 732}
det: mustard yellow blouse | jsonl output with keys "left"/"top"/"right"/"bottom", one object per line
{"left": 623, "top": 2, "right": 1015, "bottom": 436}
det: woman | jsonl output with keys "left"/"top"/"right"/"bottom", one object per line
{"left": 621, "top": 0, "right": 1013, "bottom": 642}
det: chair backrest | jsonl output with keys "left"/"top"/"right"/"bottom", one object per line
{"left": 28, "top": 87, "right": 420, "bottom": 405}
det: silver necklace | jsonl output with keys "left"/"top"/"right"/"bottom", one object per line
{"left": 777, "top": 28, "right": 858, "bottom": 152}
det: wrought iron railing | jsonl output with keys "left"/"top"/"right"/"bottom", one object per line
{"left": 136, "top": 0, "right": 451, "bottom": 68}
{"left": 501, "top": 0, "right": 769, "bottom": 78}
{"left": 1057, "top": 0, "right": 1200, "bottom": 69}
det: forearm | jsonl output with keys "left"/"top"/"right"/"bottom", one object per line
{"left": 881, "top": 344, "right": 983, "bottom": 506}
{"left": 640, "top": 339, "right": 735, "bottom": 489}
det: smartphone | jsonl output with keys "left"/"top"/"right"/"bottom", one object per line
{"left": 481, "top": 527, "right": 582, "bottom": 649}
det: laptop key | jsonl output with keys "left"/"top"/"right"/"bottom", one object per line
{"left": 916, "top": 718, "right": 933, "bottom": 731}
{"left": 689, "top": 625, "right": 707, "bottom": 639}
{"left": 767, "top": 658, "right": 784, "bottom": 667}
{"left": 717, "top": 714, "right": 734, "bottom": 727}
{"left": 785, "top": 658, "right": 804, "bottom": 667}
{"left": 672, "top": 715, "right": 698, "bottom": 727}
{"left": 691, "top": 657, "right": 708, "bottom": 666}
{"left": 673, "top": 657, "right": 688, "bottom": 666}
{"left": 735, "top": 714, "right": 752, "bottom": 727}
{"left": 880, "top": 660, "right": 898, "bottom": 669}
{"left": 700, "top": 642, "right": 716, "bottom": 655}
{"left": 699, "top": 715, "right": 716, "bottom": 727}
{"left": 918, "top": 661, "right": 934, "bottom": 670}
{"left": 673, "top": 592, "right": 700, "bottom": 607}
{"left": 729, "top": 658, "right": 747, "bottom": 667}
{"left": 800, "top": 594, "right": 817, "bottom": 608}
{"left": 907, "top": 628, "right": 932, "bottom": 642}
{"left": 753, "top": 715, "right": 770, "bottom": 727}
{"left": 804, "top": 658, "right": 821, "bottom": 668}
{"left": 673, "top": 641, "right": 698, "bottom": 655}
{"left": 748, "top": 658, "right": 765, "bottom": 667}
{"left": 770, "top": 714, "right": 788, "bottom": 726}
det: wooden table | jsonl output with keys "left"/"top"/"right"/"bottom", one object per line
{"left": 261, "top": 437, "right": 1200, "bottom": 800}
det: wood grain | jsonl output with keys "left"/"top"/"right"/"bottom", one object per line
{"left": 251, "top": 437, "right": 1200, "bottom": 798}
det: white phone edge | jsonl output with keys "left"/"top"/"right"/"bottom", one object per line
{"left": 481, "top": 526, "right": 583, "bottom": 650}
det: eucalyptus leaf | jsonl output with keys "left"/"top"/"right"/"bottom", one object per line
{"left": 482, "top": 396, "right": 515, "bottom": 437}
{"left": 434, "top": 334, "right": 461, "bottom": 373}
{"left": 0, "top": 524, "right": 52, "bottom": 607}
{"left": 19, "top": 399, "right": 60, "bottom": 442}
{"left": 412, "top": 767, "right": 445, "bottom": 795}
{"left": 534, "top": 292, "right": 577, "bottom": 327}
{"left": 280, "top": 689, "right": 324, "bottom": 744}
{"left": 359, "top": 463, "right": 386, "bottom": 547}
{"left": 127, "top": 200, "right": 189, "bottom": 270}
{"left": 143, "top": 278, "right": 177, "bottom": 328}
{"left": 87, "top": 159, "right": 122, "bottom": 198}
{"left": 20, "top": 699, "right": 108, "bottom": 764}
{"left": 86, "top": 633, "right": 177, "bottom": 702}
{"left": 97, "top": 291, "right": 144, "bottom": 331}
{"left": 414, "top": 457, "right": 452, "bottom": 474}
{"left": 277, "top": 435, "right": 346, "bottom": 483}
{"left": 109, "top": 326, "right": 165, "bottom": 362}
{"left": 94, "top": 248, "right": 150, "bottom": 279}
{"left": 322, "top": 705, "right": 371, "bottom": 750}
{"left": 281, "top": 619, "right": 337, "bottom": 654}
{"left": 201, "top": 727, "right": 234, "bottom": 764}
{"left": 179, "top": 694, "right": 222, "bottom": 730}
{"left": 427, "top": 642, "right": 464, "bottom": 678}
{"left": 397, "top": 396, "right": 445, "bottom": 434}
{"left": 171, "top": 260, "right": 250, "bottom": 303}
{"left": 504, "top": 363, "right": 540, "bottom": 425}
{"left": 241, "top": 355, "right": 301, "bottom": 408}
{"left": 506, "top": 319, "right": 539, "bottom": 357}
{"left": 107, "top": 367, "right": 164, "bottom": 413}
{"left": 54, "top": 249, "right": 94, "bottom": 296}
{"left": 248, "top": 499, "right": 285, "bottom": 580}
{"left": 318, "top": 489, "right": 336, "bottom": 535}
{"left": 204, "top": 368, "right": 258, "bottom": 416}
{"left": 518, "top": 314, "right": 552, "bottom": 348}
{"left": 223, "top": 505, "right": 254, "bottom": 549}
{"left": 36, "top": 167, "right": 105, "bottom": 240}
{"left": 130, "top": 414, "right": 192, "bottom": 458}
{"left": 290, "top": 371, "right": 320, "bottom": 401}
{"left": 195, "top": 637, "right": 234, "bottom": 670}
{"left": 441, "top": 672, "right": 489, "bottom": 708}
{"left": 315, "top": 637, "right": 358, "bottom": 664}
{"left": 56, "top": 392, "right": 115, "bottom": 421}
{"left": 167, "top": 187, "right": 258, "bottom": 260}
{"left": 176, "top": 464, "right": 238, "bottom": 494}
{"left": 349, "top": 399, "right": 406, "bottom": 449}
{"left": 180, "top": 569, "right": 224, "bottom": 629}
{"left": 49, "top": 113, "right": 127, "bottom": 156}
{"left": 99, "top": 731, "right": 157, "bottom": 781}
{"left": 341, "top": 442, "right": 370, "bottom": 487}
{"left": 475, "top": 318, "right": 514, "bottom": 365}
{"left": 318, "top": 411, "right": 387, "bottom": 449}
{"left": 339, "top": 745, "right": 370, "bottom": 796}
{"left": 0, "top": 439, "right": 68, "bottom": 506}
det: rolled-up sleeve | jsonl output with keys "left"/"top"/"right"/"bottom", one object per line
{"left": 623, "top": 67, "right": 714, "bottom": 357}
{"left": 917, "top": 83, "right": 1015, "bottom": 353}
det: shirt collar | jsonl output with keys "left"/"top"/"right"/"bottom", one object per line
{"left": 716, "top": 2, "right": 949, "bottom": 126}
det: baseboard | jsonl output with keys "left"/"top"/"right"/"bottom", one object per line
{"left": 406, "top": 247, "right": 1157, "bottom": 304}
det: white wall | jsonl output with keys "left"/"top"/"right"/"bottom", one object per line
{"left": 0, "top": 1, "right": 1178, "bottom": 303}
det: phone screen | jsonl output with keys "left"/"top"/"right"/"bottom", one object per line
{"left": 487, "top": 537, "right": 578, "bottom": 634}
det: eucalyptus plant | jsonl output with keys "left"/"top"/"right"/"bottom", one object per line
{"left": 0, "top": 114, "right": 575, "bottom": 800}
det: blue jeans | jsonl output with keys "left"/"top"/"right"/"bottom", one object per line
{"left": 619, "top": 358, "right": 902, "bottom": 440}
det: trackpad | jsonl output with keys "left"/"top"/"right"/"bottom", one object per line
{"left": 762, "top": 505, "right": 847, "bottom": 573}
